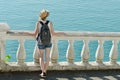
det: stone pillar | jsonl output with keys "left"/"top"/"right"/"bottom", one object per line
{"left": 81, "top": 40, "right": 89, "bottom": 64}
{"left": 33, "top": 44, "right": 39, "bottom": 64}
{"left": 50, "top": 40, "right": 59, "bottom": 64}
{"left": 96, "top": 40, "right": 104, "bottom": 64}
{"left": 0, "top": 23, "right": 10, "bottom": 68}
{"left": 109, "top": 40, "right": 119, "bottom": 64}
{"left": 16, "top": 39, "right": 26, "bottom": 64}
{"left": 66, "top": 40, "right": 74, "bottom": 64}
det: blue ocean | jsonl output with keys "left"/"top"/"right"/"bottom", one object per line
{"left": 0, "top": 0, "right": 120, "bottom": 62}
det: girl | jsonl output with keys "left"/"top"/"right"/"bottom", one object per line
{"left": 20, "top": 9, "right": 65, "bottom": 77}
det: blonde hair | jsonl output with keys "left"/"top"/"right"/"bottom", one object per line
{"left": 39, "top": 9, "right": 49, "bottom": 20}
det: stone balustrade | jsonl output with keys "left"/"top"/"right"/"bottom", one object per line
{"left": 0, "top": 23, "right": 120, "bottom": 72}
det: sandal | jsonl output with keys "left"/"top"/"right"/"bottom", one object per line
{"left": 40, "top": 72, "right": 46, "bottom": 78}
{"left": 43, "top": 72, "right": 47, "bottom": 77}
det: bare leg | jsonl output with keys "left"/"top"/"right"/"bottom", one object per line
{"left": 44, "top": 48, "right": 51, "bottom": 73}
{"left": 38, "top": 49, "right": 45, "bottom": 73}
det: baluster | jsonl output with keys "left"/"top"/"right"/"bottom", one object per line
{"left": 81, "top": 40, "right": 89, "bottom": 64}
{"left": 0, "top": 23, "right": 9, "bottom": 69}
{"left": 50, "top": 40, "right": 58, "bottom": 64}
{"left": 109, "top": 40, "right": 119, "bottom": 64}
{"left": 66, "top": 40, "right": 74, "bottom": 64}
{"left": 16, "top": 39, "right": 26, "bottom": 64}
{"left": 33, "top": 44, "right": 39, "bottom": 63}
{"left": 0, "top": 39, "right": 5, "bottom": 62}
{"left": 96, "top": 40, "right": 104, "bottom": 64}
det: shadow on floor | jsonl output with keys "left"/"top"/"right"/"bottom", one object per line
{"left": 0, "top": 70, "right": 120, "bottom": 80}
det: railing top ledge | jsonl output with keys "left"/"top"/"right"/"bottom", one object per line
{"left": 0, "top": 22, "right": 120, "bottom": 38}
{"left": 6, "top": 30, "right": 120, "bottom": 38}
{"left": 63, "top": 31, "right": 120, "bottom": 37}
{"left": 0, "top": 23, "right": 10, "bottom": 32}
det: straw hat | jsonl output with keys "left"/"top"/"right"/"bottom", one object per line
{"left": 40, "top": 9, "right": 49, "bottom": 20}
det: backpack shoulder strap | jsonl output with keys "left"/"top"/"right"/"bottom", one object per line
{"left": 39, "top": 20, "right": 49, "bottom": 25}
{"left": 45, "top": 20, "right": 49, "bottom": 25}
{"left": 39, "top": 21, "right": 44, "bottom": 25}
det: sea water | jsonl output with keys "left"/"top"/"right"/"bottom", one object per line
{"left": 0, "top": 0, "right": 120, "bottom": 62}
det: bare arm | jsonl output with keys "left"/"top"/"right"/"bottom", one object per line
{"left": 50, "top": 22, "right": 65, "bottom": 36}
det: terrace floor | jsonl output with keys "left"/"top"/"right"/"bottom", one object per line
{"left": 0, "top": 70, "right": 120, "bottom": 80}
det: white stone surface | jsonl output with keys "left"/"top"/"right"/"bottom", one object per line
{"left": 0, "top": 23, "right": 10, "bottom": 32}
{"left": 1, "top": 26, "right": 120, "bottom": 71}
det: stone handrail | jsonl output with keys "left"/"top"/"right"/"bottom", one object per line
{"left": 0, "top": 23, "right": 120, "bottom": 71}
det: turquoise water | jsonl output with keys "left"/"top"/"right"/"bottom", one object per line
{"left": 1, "top": 0, "right": 120, "bottom": 62}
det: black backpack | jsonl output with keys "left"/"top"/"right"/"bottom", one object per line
{"left": 36, "top": 20, "right": 51, "bottom": 45}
